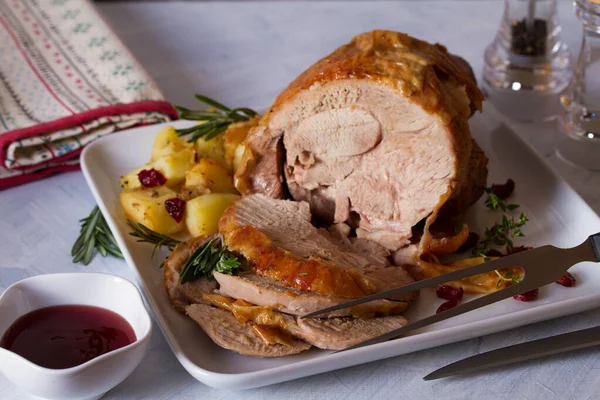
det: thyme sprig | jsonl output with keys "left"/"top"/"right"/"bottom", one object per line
{"left": 484, "top": 186, "right": 520, "bottom": 212}
{"left": 472, "top": 183, "right": 529, "bottom": 287}
{"left": 174, "top": 94, "right": 258, "bottom": 143}
{"left": 126, "top": 220, "right": 181, "bottom": 257}
{"left": 479, "top": 213, "right": 529, "bottom": 253}
{"left": 179, "top": 235, "right": 241, "bottom": 284}
{"left": 495, "top": 269, "right": 523, "bottom": 288}
{"left": 72, "top": 206, "right": 123, "bottom": 265}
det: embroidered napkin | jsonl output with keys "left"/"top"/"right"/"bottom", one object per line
{"left": 0, "top": 0, "right": 178, "bottom": 190}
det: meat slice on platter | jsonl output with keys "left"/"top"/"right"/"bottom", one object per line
{"left": 235, "top": 30, "right": 487, "bottom": 251}
{"left": 163, "top": 236, "right": 218, "bottom": 313}
{"left": 186, "top": 303, "right": 408, "bottom": 354}
{"left": 185, "top": 304, "right": 311, "bottom": 357}
{"left": 163, "top": 195, "right": 415, "bottom": 357}
{"left": 213, "top": 272, "right": 409, "bottom": 317}
{"left": 218, "top": 194, "right": 418, "bottom": 302}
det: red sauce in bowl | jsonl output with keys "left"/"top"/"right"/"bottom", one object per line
{"left": 0, "top": 305, "right": 136, "bottom": 369}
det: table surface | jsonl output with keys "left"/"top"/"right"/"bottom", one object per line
{"left": 2, "top": 1, "right": 600, "bottom": 399}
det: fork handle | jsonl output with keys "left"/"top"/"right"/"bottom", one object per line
{"left": 591, "top": 232, "right": 600, "bottom": 262}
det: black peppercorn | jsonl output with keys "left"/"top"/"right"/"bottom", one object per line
{"left": 511, "top": 18, "right": 548, "bottom": 56}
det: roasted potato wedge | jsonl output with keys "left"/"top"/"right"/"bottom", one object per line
{"left": 120, "top": 186, "right": 185, "bottom": 235}
{"left": 120, "top": 148, "right": 196, "bottom": 191}
{"left": 185, "top": 193, "right": 240, "bottom": 237}
{"left": 223, "top": 117, "right": 260, "bottom": 171}
{"left": 232, "top": 144, "right": 249, "bottom": 173}
{"left": 195, "top": 133, "right": 227, "bottom": 168}
{"left": 155, "top": 148, "right": 196, "bottom": 187}
{"left": 184, "top": 158, "right": 237, "bottom": 195}
{"left": 151, "top": 125, "right": 192, "bottom": 161}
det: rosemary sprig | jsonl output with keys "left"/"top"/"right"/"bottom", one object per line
{"left": 126, "top": 220, "right": 181, "bottom": 257}
{"left": 179, "top": 235, "right": 241, "bottom": 284}
{"left": 72, "top": 206, "right": 124, "bottom": 265}
{"left": 175, "top": 94, "right": 258, "bottom": 143}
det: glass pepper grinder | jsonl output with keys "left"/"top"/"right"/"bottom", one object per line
{"left": 482, "top": 0, "right": 571, "bottom": 122}
{"left": 557, "top": 0, "right": 600, "bottom": 170}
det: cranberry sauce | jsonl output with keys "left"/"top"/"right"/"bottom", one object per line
{"left": 0, "top": 305, "right": 136, "bottom": 369}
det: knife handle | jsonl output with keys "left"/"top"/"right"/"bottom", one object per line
{"left": 590, "top": 232, "right": 600, "bottom": 262}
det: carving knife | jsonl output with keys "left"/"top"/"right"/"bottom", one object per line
{"left": 423, "top": 325, "right": 600, "bottom": 380}
{"left": 301, "top": 233, "right": 600, "bottom": 351}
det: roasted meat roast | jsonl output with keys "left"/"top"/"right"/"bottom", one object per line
{"left": 236, "top": 30, "right": 487, "bottom": 251}
{"left": 167, "top": 30, "right": 488, "bottom": 357}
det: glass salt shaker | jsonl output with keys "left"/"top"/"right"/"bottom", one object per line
{"left": 557, "top": 0, "right": 600, "bottom": 170}
{"left": 482, "top": 0, "right": 571, "bottom": 122}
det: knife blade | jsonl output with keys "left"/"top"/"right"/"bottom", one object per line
{"left": 424, "top": 325, "right": 600, "bottom": 380}
{"left": 305, "top": 233, "right": 600, "bottom": 352}
{"left": 304, "top": 233, "right": 600, "bottom": 320}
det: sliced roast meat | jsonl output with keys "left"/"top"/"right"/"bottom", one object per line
{"left": 187, "top": 299, "right": 406, "bottom": 352}
{"left": 185, "top": 304, "right": 311, "bottom": 357}
{"left": 214, "top": 271, "right": 410, "bottom": 317}
{"left": 219, "top": 194, "right": 419, "bottom": 299}
{"left": 179, "top": 279, "right": 218, "bottom": 306}
{"left": 197, "top": 294, "right": 408, "bottom": 351}
{"left": 363, "top": 267, "right": 419, "bottom": 302}
{"left": 291, "top": 315, "right": 408, "bottom": 350}
{"left": 164, "top": 235, "right": 217, "bottom": 312}
{"left": 221, "top": 194, "right": 389, "bottom": 270}
{"left": 236, "top": 30, "right": 487, "bottom": 251}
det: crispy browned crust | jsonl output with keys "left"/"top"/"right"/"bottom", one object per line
{"left": 238, "top": 31, "right": 485, "bottom": 219}
{"left": 425, "top": 223, "right": 469, "bottom": 256}
{"left": 439, "top": 139, "right": 488, "bottom": 218}
{"left": 266, "top": 30, "right": 482, "bottom": 124}
{"left": 218, "top": 201, "right": 377, "bottom": 299}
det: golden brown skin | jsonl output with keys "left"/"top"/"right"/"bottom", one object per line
{"left": 418, "top": 255, "right": 523, "bottom": 294}
{"left": 266, "top": 30, "right": 483, "bottom": 124}
{"left": 239, "top": 30, "right": 485, "bottom": 203}
{"left": 425, "top": 223, "right": 470, "bottom": 256}
{"left": 219, "top": 204, "right": 377, "bottom": 299}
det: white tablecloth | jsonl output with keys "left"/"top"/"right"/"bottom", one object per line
{"left": 1, "top": 1, "right": 599, "bottom": 399}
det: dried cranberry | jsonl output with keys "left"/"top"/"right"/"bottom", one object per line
{"left": 506, "top": 245, "right": 533, "bottom": 255}
{"left": 513, "top": 288, "right": 538, "bottom": 302}
{"left": 436, "top": 285, "right": 464, "bottom": 301}
{"left": 556, "top": 272, "right": 576, "bottom": 287}
{"left": 436, "top": 298, "right": 458, "bottom": 314}
{"left": 486, "top": 249, "right": 505, "bottom": 258}
{"left": 457, "top": 232, "right": 480, "bottom": 253}
{"left": 492, "top": 179, "right": 515, "bottom": 200}
{"left": 164, "top": 197, "right": 185, "bottom": 222}
{"left": 138, "top": 168, "right": 166, "bottom": 188}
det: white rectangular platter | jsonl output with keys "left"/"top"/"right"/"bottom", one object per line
{"left": 81, "top": 104, "right": 600, "bottom": 390}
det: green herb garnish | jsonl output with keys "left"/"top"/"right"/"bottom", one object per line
{"left": 495, "top": 269, "right": 523, "bottom": 288}
{"left": 484, "top": 185, "right": 520, "bottom": 212}
{"left": 471, "top": 183, "right": 530, "bottom": 287}
{"left": 127, "top": 220, "right": 181, "bottom": 257}
{"left": 179, "top": 236, "right": 241, "bottom": 284}
{"left": 72, "top": 206, "right": 124, "bottom": 265}
{"left": 174, "top": 94, "right": 258, "bottom": 143}
{"left": 478, "top": 212, "right": 528, "bottom": 254}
